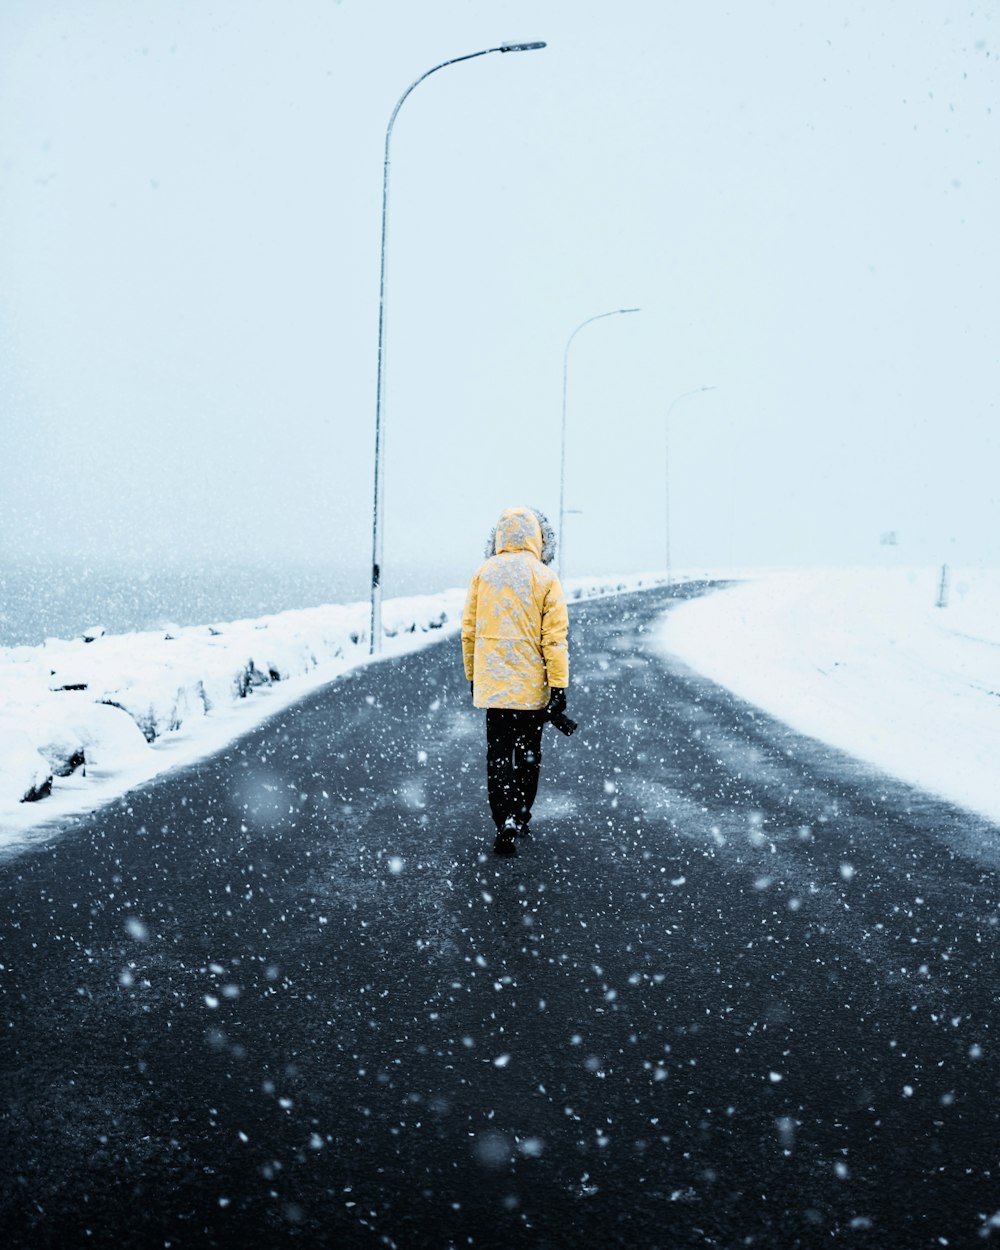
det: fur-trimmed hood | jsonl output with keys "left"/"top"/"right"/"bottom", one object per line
{"left": 484, "top": 507, "right": 556, "bottom": 566}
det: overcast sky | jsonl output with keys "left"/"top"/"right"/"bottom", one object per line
{"left": 1, "top": 0, "right": 996, "bottom": 595}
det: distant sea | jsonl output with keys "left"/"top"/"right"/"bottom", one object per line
{"left": 0, "top": 560, "right": 458, "bottom": 648}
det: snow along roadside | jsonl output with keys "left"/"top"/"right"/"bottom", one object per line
{"left": 0, "top": 571, "right": 671, "bottom": 845}
{"left": 653, "top": 567, "right": 1000, "bottom": 828}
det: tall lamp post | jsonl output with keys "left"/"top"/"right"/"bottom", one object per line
{"left": 368, "top": 41, "right": 546, "bottom": 655}
{"left": 558, "top": 307, "right": 640, "bottom": 580}
{"left": 664, "top": 385, "right": 716, "bottom": 585}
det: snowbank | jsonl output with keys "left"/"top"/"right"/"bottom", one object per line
{"left": 0, "top": 571, "right": 668, "bottom": 843}
{"left": 655, "top": 567, "right": 1000, "bottom": 826}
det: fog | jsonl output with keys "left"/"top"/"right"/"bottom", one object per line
{"left": 1, "top": 0, "right": 996, "bottom": 599}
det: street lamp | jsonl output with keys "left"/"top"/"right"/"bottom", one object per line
{"left": 664, "top": 385, "right": 716, "bottom": 585}
{"left": 558, "top": 307, "right": 641, "bottom": 580}
{"left": 368, "top": 41, "right": 547, "bottom": 655}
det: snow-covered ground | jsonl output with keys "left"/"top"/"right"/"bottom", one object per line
{"left": 0, "top": 571, "right": 668, "bottom": 846}
{"left": 656, "top": 567, "right": 1000, "bottom": 827}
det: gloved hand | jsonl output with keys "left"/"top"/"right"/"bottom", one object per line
{"left": 547, "top": 687, "right": 567, "bottom": 716}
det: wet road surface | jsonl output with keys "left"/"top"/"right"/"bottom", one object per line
{"left": 2, "top": 584, "right": 999, "bottom": 1248}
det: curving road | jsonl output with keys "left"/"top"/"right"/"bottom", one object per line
{"left": 2, "top": 583, "right": 998, "bottom": 1249}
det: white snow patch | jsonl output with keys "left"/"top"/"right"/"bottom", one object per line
{"left": 654, "top": 568, "right": 1000, "bottom": 826}
{"left": 0, "top": 727, "right": 52, "bottom": 803}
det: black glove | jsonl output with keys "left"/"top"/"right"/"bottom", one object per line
{"left": 545, "top": 687, "right": 577, "bottom": 736}
{"left": 547, "top": 687, "right": 567, "bottom": 716}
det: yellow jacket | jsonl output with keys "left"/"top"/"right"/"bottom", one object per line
{"left": 462, "top": 507, "right": 569, "bottom": 710}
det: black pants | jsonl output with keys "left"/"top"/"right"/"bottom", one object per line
{"left": 485, "top": 709, "right": 545, "bottom": 829}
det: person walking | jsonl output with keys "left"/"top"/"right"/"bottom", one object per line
{"left": 461, "top": 506, "right": 570, "bottom": 857}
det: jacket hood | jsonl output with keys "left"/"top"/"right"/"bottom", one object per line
{"left": 485, "top": 507, "right": 556, "bottom": 565}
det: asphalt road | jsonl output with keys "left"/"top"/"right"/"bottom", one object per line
{"left": 2, "top": 583, "right": 999, "bottom": 1249}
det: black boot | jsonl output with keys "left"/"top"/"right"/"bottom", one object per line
{"left": 494, "top": 817, "right": 518, "bottom": 857}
